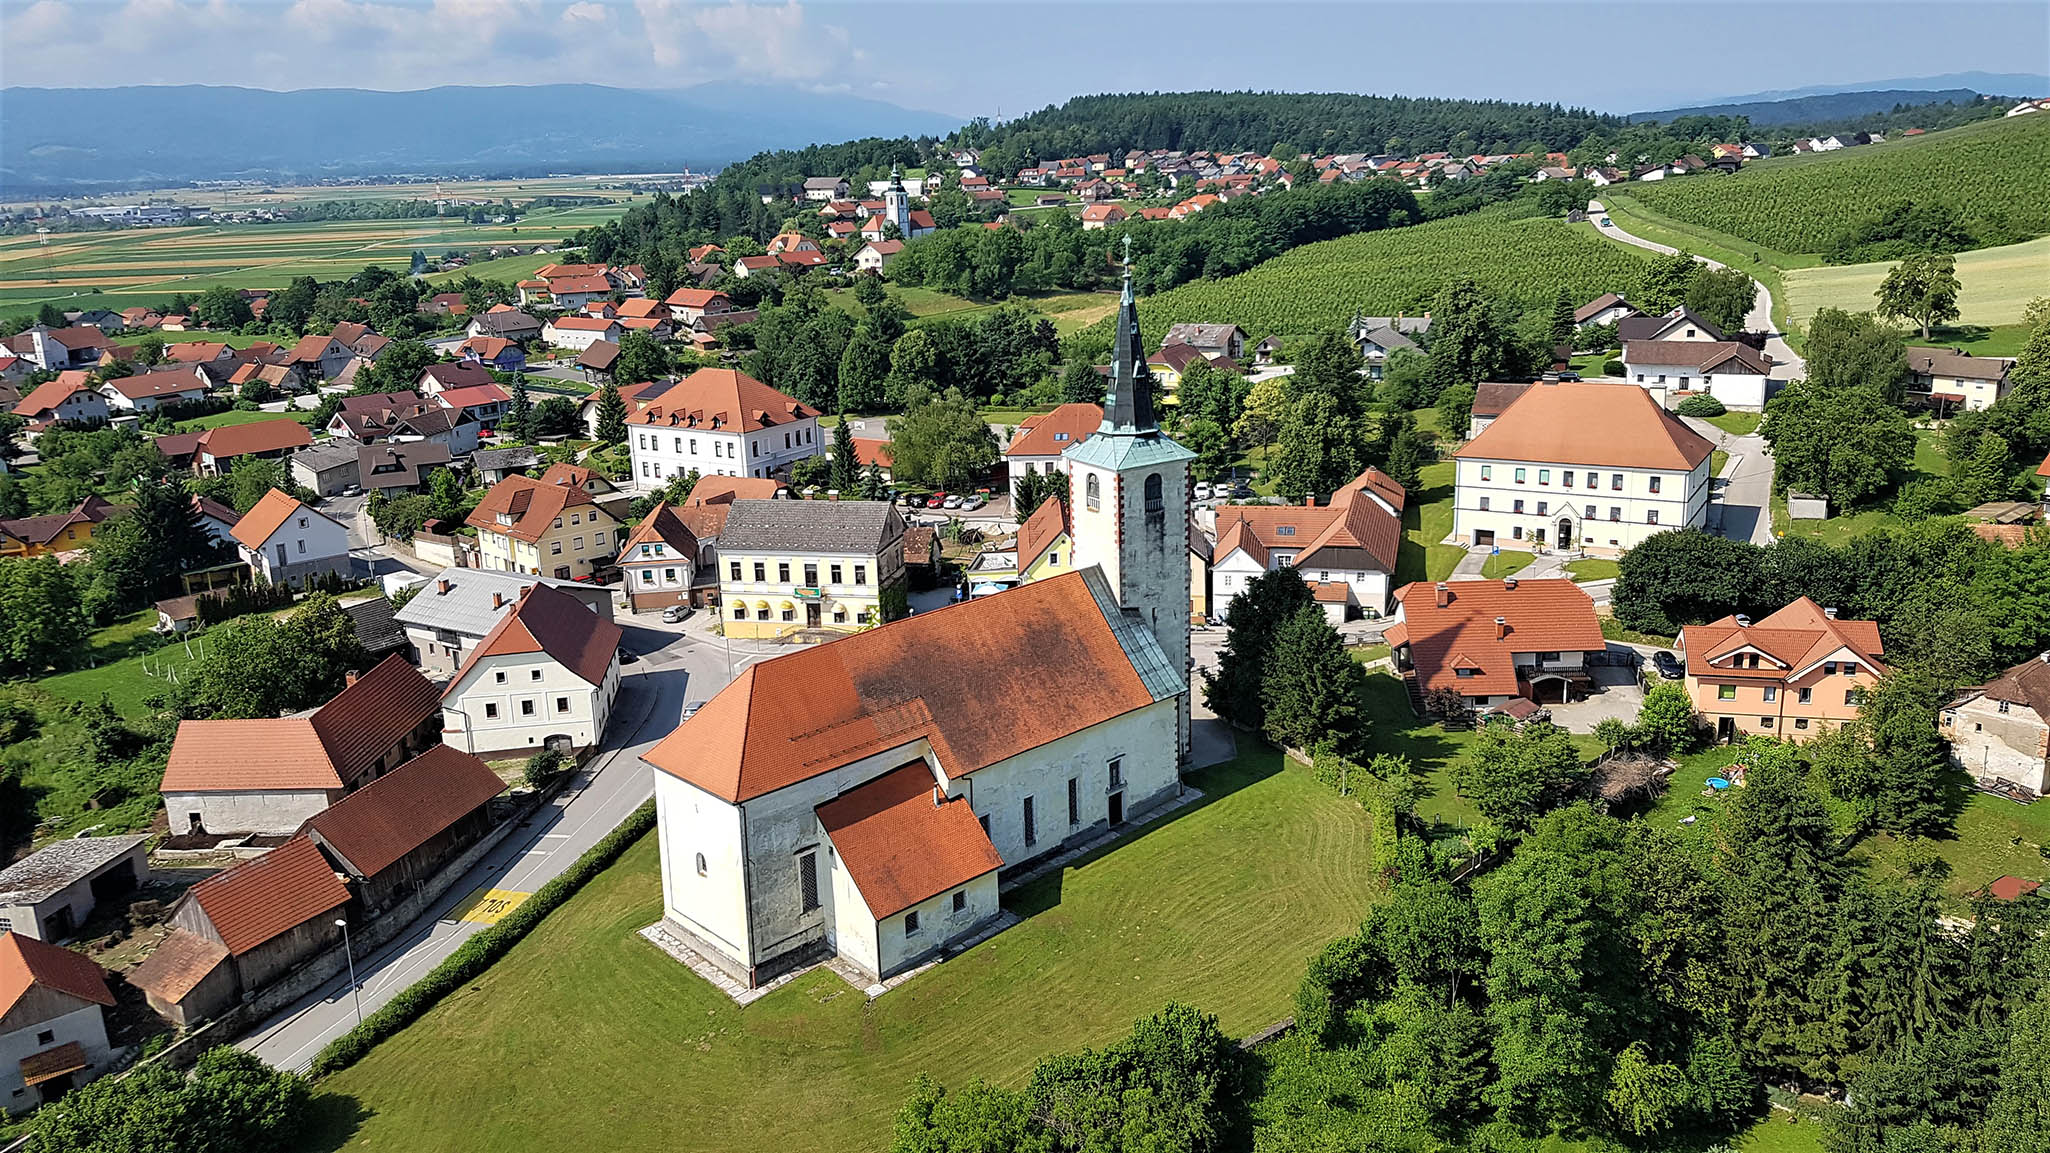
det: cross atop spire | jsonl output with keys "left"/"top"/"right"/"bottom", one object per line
{"left": 1101, "top": 238, "right": 1155, "bottom": 435}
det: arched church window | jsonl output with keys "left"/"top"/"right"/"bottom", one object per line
{"left": 1085, "top": 473, "right": 1100, "bottom": 511}
{"left": 695, "top": 853, "right": 707, "bottom": 876}
{"left": 1144, "top": 473, "right": 1165, "bottom": 534}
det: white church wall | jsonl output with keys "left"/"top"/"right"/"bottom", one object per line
{"left": 876, "top": 872, "right": 1000, "bottom": 978}
{"left": 825, "top": 847, "right": 879, "bottom": 977}
{"left": 960, "top": 697, "right": 1181, "bottom": 864}
{"left": 655, "top": 771, "right": 753, "bottom": 967}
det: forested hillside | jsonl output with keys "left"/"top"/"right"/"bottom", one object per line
{"left": 1625, "top": 112, "right": 2050, "bottom": 261}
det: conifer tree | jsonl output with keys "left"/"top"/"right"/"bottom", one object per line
{"left": 831, "top": 418, "right": 859, "bottom": 492}
{"left": 594, "top": 381, "right": 628, "bottom": 445}
{"left": 1260, "top": 604, "right": 1369, "bottom": 755}
{"left": 504, "top": 375, "right": 533, "bottom": 441}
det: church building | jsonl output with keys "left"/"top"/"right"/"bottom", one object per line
{"left": 644, "top": 256, "right": 1194, "bottom": 989}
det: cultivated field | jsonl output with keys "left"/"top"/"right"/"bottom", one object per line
{"left": 1782, "top": 234, "right": 2050, "bottom": 328}
{"left": 1133, "top": 208, "right": 1651, "bottom": 344}
{"left": 0, "top": 193, "right": 641, "bottom": 315}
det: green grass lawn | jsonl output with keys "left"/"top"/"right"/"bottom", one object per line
{"left": 1780, "top": 427, "right": 1950, "bottom": 546}
{"left": 1600, "top": 616, "right": 1676, "bottom": 647}
{"left": 36, "top": 610, "right": 198, "bottom": 714}
{"left": 1353, "top": 643, "right": 1391, "bottom": 666}
{"left": 173, "top": 408, "right": 313, "bottom": 432}
{"left": 1704, "top": 410, "right": 1763, "bottom": 437}
{"left": 1782, "top": 234, "right": 2050, "bottom": 330}
{"left": 1570, "top": 350, "right": 1619, "bottom": 377}
{"left": 1481, "top": 549, "right": 1533, "bottom": 579}
{"left": 1712, "top": 449, "right": 1730, "bottom": 477}
{"left": 1565, "top": 558, "right": 1621, "bottom": 582}
{"left": 307, "top": 751, "right": 1385, "bottom": 1153}
{"left": 1396, "top": 459, "right": 1462, "bottom": 585}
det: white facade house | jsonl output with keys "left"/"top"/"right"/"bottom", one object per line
{"left": 230, "top": 489, "right": 350, "bottom": 586}
{"left": 1622, "top": 340, "right": 1773, "bottom": 410}
{"left": 1452, "top": 381, "right": 1714, "bottom": 554}
{"left": 1206, "top": 467, "right": 1406, "bottom": 619}
{"left": 440, "top": 582, "right": 622, "bottom": 758}
{"left": 11, "top": 375, "right": 110, "bottom": 426}
{"left": 627, "top": 369, "right": 821, "bottom": 482}
{"left": 1, "top": 933, "right": 115, "bottom": 1115}
{"left": 542, "top": 317, "right": 622, "bottom": 352}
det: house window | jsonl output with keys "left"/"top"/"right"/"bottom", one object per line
{"left": 729, "top": 560, "right": 742, "bottom": 581}
{"left": 520, "top": 699, "right": 535, "bottom": 716}
{"left": 1761, "top": 717, "right": 1774, "bottom": 727}
{"left": 554, "top": 517, "right": 564, "bottom": 529}
{"left": 1610, "top": 507, "right": 1622, "bottom": 521}
{"left": 1480, "top": 465, "right": 1491, "bottom": 481}
{"left": 484, "top": 702, "right": 499, "bottom": 718}
{"left": 753, "top": 563, "right": 766, "bottom": 582}
{"left": 1842, "top": 662, "right": 1858, "bottom": 677}
{"left": 833, "top": 605, "right": 847, "bottom": 623}
{"left": 1846, "top": 689, "right": 1862, "bottom": 706}
{"left": 757, "top": 604, "right": 771, "bottom": 621}
{"left": 854, "top": 565, "right": 868, "bottom": 585}
{"left": 1539, "top": 470, "right": 1550, "bottom": 485}
{"left": 555, "top": 696, "right": 569, "bottom": 713}
{"left": 1646, "top": 510, "right": 1658, "bottom": 525}
{"left": 734, "top": 604, "right": 746, "bottom": 619}
{"left": 1455, "top": 667, "right": 1478, "bottom": 678}
{"left": 663, "top": 567, "right": 677, "bottom": 584}
{"left": 551, "top": 541, "right": 563, "bottom": 555}
{"left": 781, "top": 605, "right": 795, "bottom": 622}
{"left": 1537, "top": 502, "right": 1548, "bottom": 516}
{"left": 690, "top": 439, "right": 697, "bottom": 453}
{"left": 1611, "top": 474, "right": 1624, "bottom": 490}
{"left": 495, "top": 670, "right": 508, "bottom": 685}
{"left": 1108, "top": 757, "right": 1124, "bottom": 788}
{"left": 1823, "top": 661, "right": 1836, "bottom": 675}
{"left": 1479, "top": 497, "right": 1490, "bottom": 511}
{"left": 36, "top": 1030, "right": 54, "bottom": 1046}
{"left": 830, "top": 564, "right": 843, "bottom": 584}
{"left": 640, "top": 570, "right": 656, "bottom": 586}
{"left": 1513, "top": 500, "right": 1525, "bottom": 514}
{"left": 1514, "top": 468, "right": 1526, "bottom": 483}
{"left": 573, "top": 537, "right": 584, "bottom": 552}
{"left": 1797, "top": 688, "right": 1812, "bottom": 704}
{"left": 799, "top": 851, "right": 819, "bottom": 912}
{"left": 904, "top": 911, "right": 920, "bottom": 935}
{"left": 953, "top": 891, "right": 967, "bottom": 913}
{"left": 1795, "top": 718, "right": 1810, "bottom": 730}
{"left": 1023, "top": 796, "right": 1037, "bottom": 846}
{"left": 1763, "top": 686, "right": 1777, "bottom": 702}
{"left": 778, "top": 563, "right": 790, "bottom": 583}
{"left": 298, "top": 517, "right": 308, "bottom": 529}
{"left": 1068, "top": 777, "right": 1079, "bottom": 824}
{"left": 695, "top": 852, "right": 707, "bottom": 876}
{"left": 1718, "top": 685, "right": 1737, "bottom": 700}
{"left": 1584, "top": 504, "right": 1596, "bottom": 518}
{"left": 531, "top": 669, "right": 543, "bottom": 681}
{"left": 1085, "top": 473, "right": 1100, "bottom": 511}
{"left": 1512, "top": 526, "right": 1524, "bottom": 540}
{"left": 1562, "top": 471, "right": 1575, "bottom": 486}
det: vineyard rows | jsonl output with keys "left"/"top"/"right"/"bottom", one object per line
{"left": 1135, "top": 210, "right": 1650, "bottom": 343}
{"left": 1626, "top": 113, "right": 2050, "bottom": 256}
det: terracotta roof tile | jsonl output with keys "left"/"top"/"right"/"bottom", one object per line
{"left": 1, "top": 932, "right": 114, "bottom": 1017}
{"left": 13, "top": 376, "right": 97, "bottom": 419}
{"left": 185, "top": 837, "right": 350, "bottom": 956}
{"left": 619, "top": 500, "right": 699, "bottom": 564}
{"left": 465, "top": 473, "right": 603, "bottom": 543}
{"left": 1393, "top": 579, "right": 1605, "bottom": 697}
{"left": 125, "top": 929, "right": 230, "bottom": 1002}
{"left": 1016, "top": 497, "right": 1070, "bottom": 570}
{"left": 231, "top": 488, "right": 329, "bottom": 550}
{"left": 625, "top": 368, "right": 817, "bottom": 434}
{"left": 816, "top": 763, "right": 1003, "bottom": 918}
{"left": 196, "top": 418, "right": 312, "bottom": 460}
{"left": 645, "top": 569, "right": 1165, "bottom": 802}
{"left": 1454, "top": 381, "right": 1713, "bottom": 472}
{"left": 303, "top": 745, "right": 504, "bottom": 878}
{"left": 450, "top": 582, "right": 621, "bottom": 691}
{"left": 163, "top": 654, "right": 438, "bottom": 792}
{"left": 1006, "top": 403, "right": 1101, "bottom": 458}
{"left": 308, "top": 654, "right": 443, "bottom": 782}
{"left": 1680, "top": 598, "right": 1886, "bottom": 681}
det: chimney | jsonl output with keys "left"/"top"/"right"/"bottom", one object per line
{"left": 1503, "top": 577, "right": 1517, "bottom": 591}
{"left": 437, "top": 578, "right": 451, "bottom": 595}
{"left": 1304, "top": 496, "right": 1317, "bottom": 507}
{"left": 343, "top": 671, "right": 359, "bottom": 687}
{"left": 1435, "top": 582, "right": 1450, "bottom": 609}
{"left": 1823, "top": 607, "right": 1837, "bottom": 620}
{"left": 1494, "top": 616, "right": 1508, "bottom": 640}
{"left": 1735, "top": 614, "right": 1752, "bottom": 628}
{"left": 492, "top": 592, "right": 505, "bottom": 610}
{"left": 2039, "top": 651, "right": 2050, "bottom": 665}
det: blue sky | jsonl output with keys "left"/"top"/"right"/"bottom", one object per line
{"left": 2, "top": 0, "right": 2044, "bottom": 119}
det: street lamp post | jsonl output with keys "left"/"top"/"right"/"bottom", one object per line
{"left": 335, "top": 917, "right": 362, "bottom": 1028}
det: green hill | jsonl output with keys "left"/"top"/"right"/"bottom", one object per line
{"left": 1623, "top": 113, "right": 2050, "bottom": 257}
{"left": 1134, "top": 208, "right": 1650, "bottom": 343}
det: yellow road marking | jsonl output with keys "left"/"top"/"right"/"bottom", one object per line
{"left": 449, "top": 888, "right": 531, "bottom": 925}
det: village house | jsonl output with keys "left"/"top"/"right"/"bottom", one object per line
{"left": 626, "top": 368, "right": 821, "bottom": 482}
{"left": 160, "top": 653, "right": 443, "bottom": 836}
{"left": 0, "top": 496, "right": 121, "bottom": 560}
{"left": 417, "top": 361, "right": 496, "bottom": 395}
{"left": 1388, "top": 578, "right": 1606, "bottom": 710}
{"left": 619, "top": 500, "right": 705, "bottom": 613}
{"left": 1617, "top": 305, "right": 1727, "bottom": 344}
{"left": 0, "top": 836, "right": 150, "bottom": 943}
{"left": 327, "top": 393, "right": 478, "bottom": 456}
{"left": 1942, "top": 654, "right": 2050, "bottom": 797}
{"left": 853, "top": 240, "right": 904, "bottom": 273}
{"left": 193, "top": 418, "right": 314, "bottom": 476}
{"left": 12, "top": 373, "right": 111, "bottom": 427}
{"left": 393, "top": 567, "right": 613, "bottom": 676}
{"left": 1467, "top": 381, "right": 1531, "bottom": 438}
{"left": 717, "top": 499, "right": 907, "bottom": 638}
{"left": 1452, "top": 380, "right": 1714, "bottom": 553}
{"left": 1205, "top": 467, "right": 1406, "bottom": 620}
{"left": 543, "top": 316, "right": 623, "bottom": 353}
{"left": 1006, "top": 402, "right": 1103, "bottom": 477}
{"left": 1, "top": 932, "right": 116, "bottom": 1114}
{"left": 95, "top": 367, "right": 211, "bottom": 413}
{"left": 803, "top": 176, "right": 851, "bottom": 202}
{"left": 1348, "top": 315, "right": 1429, "bottom": 380}
{"left": 14, "top": 326, "right": 116, "bottom": 372}
{"left": 440, "top": 582, "right": 623, "bottom": 758}
{"left": 433, "top": 383, "right": 510, "bottom": 428}
{"left": 231, "top": 488, "right": 350, "bottom": 585}
{"left": 1905, "top": 346, "right": 2015, "bottom": 413}
{"left": 301, "top": 744, "right": 506, "bottom": 914}
{"left": 466, "top": 468, "right": 622, "bottom": 579}
{"left": 576, "top": 340, "right": 620, "bottom": 384}
{"left": 1574, "top": 292, "right": 1639, "bottom": 329}
{"left": 1163, "top": 323, "right": 1246, "bottom": 361}
{"left": 289, "top": 441, "right": 363, "bottom": 497}
{"left": 1680, "top": 598, "right": 1887, "bottom": 744}
{"left": 1079, "top": 204, "right": 1127, "bottom": 230}
{"left": 1622, "top": 339, "right": 1774, "bottom": 409}
{"left": 664, "top": 288, "right": 733, "bottom": 327}
{"left": 281, "top": 333, "right": 355, "bottom": 383}
{"left": 465, "top": 307, "right": 544, "bottom": 344}
{"left": 357, "top": 441, "right": 453, "bottom": 498}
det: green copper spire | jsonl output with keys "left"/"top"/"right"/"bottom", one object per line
{"left": 1102, "top": 235, "right": 1155, "bottom": 434}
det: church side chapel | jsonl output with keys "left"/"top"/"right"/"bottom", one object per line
{"left": 643, "top": 255, "right": 1195, "bottom": 989}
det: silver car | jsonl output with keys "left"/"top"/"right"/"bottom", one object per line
{"left": 943, "top": 495, "right": 964, "bottom": 510}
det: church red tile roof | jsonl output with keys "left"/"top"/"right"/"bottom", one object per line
{"left": 816, "top": 763, "right": 1003, "bottom": 918}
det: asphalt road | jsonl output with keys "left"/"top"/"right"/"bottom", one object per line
{"left": 1588, "top": 205, "right": 1805, "bottom": 380}
{"left": 1682, "top": 415, "right": 1776, "bottom": 546}
{"left": 237, "top": 618, "right": 769, "bottom": 1073}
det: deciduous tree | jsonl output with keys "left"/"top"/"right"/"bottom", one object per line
{"left": 1876, "top": 252, "right": 1962, "bottom": 340}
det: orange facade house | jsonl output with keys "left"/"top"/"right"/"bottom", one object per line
{"left": 1679, "top": 598, "right": 1885, "bottom": 742}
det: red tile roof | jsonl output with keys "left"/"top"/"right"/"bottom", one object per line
{"left": 644, "top": 570, "right": 1164, "bottom": 803}
{"left": 435, "top": 383, "right": 510, "bottom": 410}
{"left": 196, "top": 418, "right": 313, "bottom": 460}
{"left": 1454, "top": 381, "right": 1712, "bottom": 472}
{"left": 302, "top": 745, "right": 505, "bottom": 878}
{"left": 163, "top": 654, "right": 440, "bottom": 793}
{"left": 185, "top": 836, "right": 350, "bottom": 956}
{"left": 619, "top": 500, "right": 700, "bottom": 564}
{"left": 1016, "top": 496, "right": 1069, "bottom": 569}
{"left": 1, "top": 931, "right": 114, "bottom": 1017}
{"left": 1213, "top": 467, "right": 1404, "bottom": 576}
{"left": 1988, "top": 875, "right": 2042, "bottom": 901}
{"left": 1006, "top": 402, "right": 1101, "bottom": 458}
{"left": 164, "top": 341, "right": 230, "bottom": 363}
{"left": 816, "top": 763, "right": 1003, "bottom": 918}
{"left": 1387, "top": 579, "right": 1605, "bottom": 697}
{"left": 285, "top": 334, "right": 343, "bottom": 365}
{"left": 231, "top": 488, "right": 326, "bottom": 550}
{"left": 125, "top": 929, "right": 230, "bottom": 1003}
{"left": 465, "top": 473, "right": 605, "bottom": 544}
{"left": 852, "top": 437, "right": 893, "bottom": 469}
{"left": 451, "top": 581, "right": 621, "bottom": 691}
{"left": 13, "top": 374, "right": 96, "bottom": 419}
{"left": 307, "top": 654, "right": 445, "bottom": 782}
{"left": 663, "top": 288, "right": 728, "bottom": 309}
{"left": 1680, "top": 598, "right": 1886, "bottom": 682}
{"left": 625, "top": 368, "right": 817, "bottom": 434}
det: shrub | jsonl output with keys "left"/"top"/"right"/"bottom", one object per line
{"left": 1603, "top": 358, "right": 1626, "bottom": 377}
{"left": 307, "top": 800, "right": 656, "bottom": 1077}
{"left": 1675, "top": 394, "right": 1726, "bottom": 417}
{"left": 523, "top": 747, "right": 563, "bottom": 788}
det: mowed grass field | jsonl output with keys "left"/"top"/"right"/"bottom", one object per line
{"left": 0, "top": 198, "right": 641, "bottom": 315}
{"left": 1783, "top": 234, "right": 2050, "bottom": 328}
{"left": 306, "top": 751, "right": 1384, "bottom": 1153}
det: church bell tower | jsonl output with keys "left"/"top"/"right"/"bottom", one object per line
{"left": 1063, "top": 240, "right": 1195, "bottom": 762}
{"left": 885, "top": 168, "right": 911, "bottom": 237}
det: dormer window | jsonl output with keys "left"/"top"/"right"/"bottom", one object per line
{"left": 1054, "top": 432, "right": 1069, "bottom": 441}
{"left": 1275, "top": 525, "right": 1295, "bottom": 536}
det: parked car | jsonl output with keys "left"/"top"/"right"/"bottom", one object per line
{"left": 925, "top": 492, "right": 948, "bottom": 508}
{"left": 340, "top": 484, "right": 363, "bottom": 497}
{"left": 1229, "top": 483, "right": 1254, "bottom": 498}
{"left": 961, "top": 495, "right": 986, "bottom": 511}
{"left": 943, "top": 495, "right": 964, "bottom": 510}
{"left": 1653, "top": 651, "right": 1685, "bottom": 680}
{"left": 661, "top": 605, "right": 692, "bottom": 624}
{"left": 1193, "top": 482, "right": 1213, "bottom": 500}
{"left": 681, "top": 701, "right": 705, "bottom": 720}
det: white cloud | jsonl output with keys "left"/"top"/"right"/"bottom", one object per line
{"left": 0, "top": 0, "right": 866, "bottom": 90}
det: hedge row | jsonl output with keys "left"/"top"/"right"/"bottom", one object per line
{"left": 307, "top": 799, "right": 656, "bottom": 1077}
{"left": 1309, "top": 747, "right": 1399, "bottom": 878}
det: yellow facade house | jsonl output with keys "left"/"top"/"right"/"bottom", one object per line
{"left": 466, "top": 464, "right": 621, "bottom": 580}
{"left": 717, "top": 499, "right": 907, "bottom": 638}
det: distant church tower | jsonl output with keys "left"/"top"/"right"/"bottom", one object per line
{"left": 885, "top": 168, "right": 912, "bottom": 237}
{"left": 1064, "top": 242, "right": 1195, "bottom": 763}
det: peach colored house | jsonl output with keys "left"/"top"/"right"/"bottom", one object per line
{"left": 1679, "top": 598, "right": 1885, "bottom": 743}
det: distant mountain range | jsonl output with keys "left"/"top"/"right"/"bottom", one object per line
{"left": 1632, "top": 72, "right": 2050, "bottom": 125}
{"left": 0, "top": 84, "right": 966, "bottom": 195}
